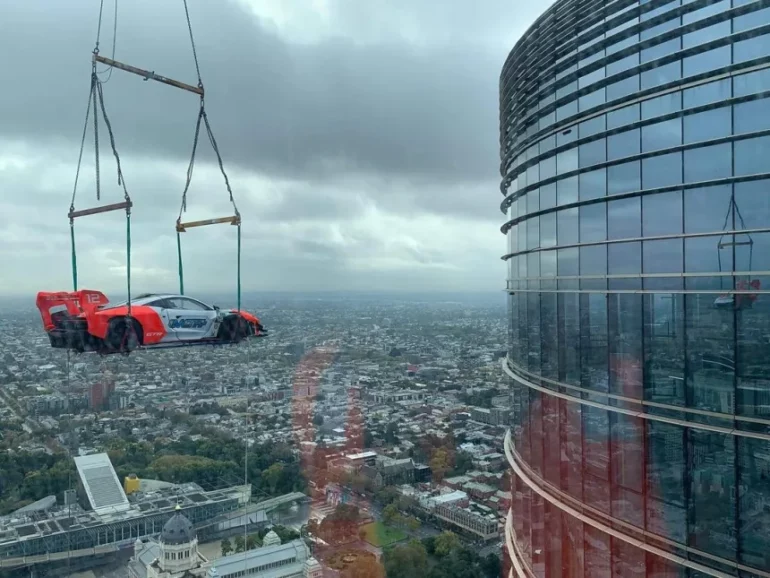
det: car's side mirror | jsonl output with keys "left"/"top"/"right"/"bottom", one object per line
{"left": 213, "top": 305, "right": 220, "bottom": 311}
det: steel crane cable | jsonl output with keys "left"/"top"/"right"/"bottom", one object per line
{"left": 69, "top": 0, "right": 133, "bottom": 328}
{"left": 177, "top": 0, "right": 242, "bottom": 313}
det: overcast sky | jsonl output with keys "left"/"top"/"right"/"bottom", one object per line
{"left": 0, "top": 0, "right": 551, "bottom": 298}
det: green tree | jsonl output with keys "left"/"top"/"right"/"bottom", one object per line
{"left": 246, "top": 534, "right": 261, "bottom": 550}
{"left": 451, "top": 450, "right": 474, "bottom": 476}
{"left": 481, "top": 553, "right": 502, "bottom": 578}
{"left": 434, "top": 530, "right": 461, "bottom": 557}
{"left": 220, "top": 538, "right": 233, "bottom": 556}
{"left": 382, "top": 539, "right": 428, "bottom": 578}
{"left": 262, "top": 463, "right": 284, "bottom": 494}
{"left": 429, "top": 448, "right": 451, "bottom": 483}
{"left": 233, "top": 535, "right": 245, "bottom": 553}
{"left": 374, "top": 486, "right": 400, "bottom": 506}
{"left": 406, "top": 516, "right": 420, "bottom": 532}
{"left": 384, "top": 422, "right": 399, "bottom": 444}
{"left": 382, "top": 503, "right": 399, "bottom": 526}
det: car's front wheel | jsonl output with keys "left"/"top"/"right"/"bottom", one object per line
{"left": 105, "top": 317, "right": 142, "bottom": 354}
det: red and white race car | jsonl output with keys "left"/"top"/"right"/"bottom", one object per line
{"left": 36, "top": 290, "right": 267, "bottom": 354}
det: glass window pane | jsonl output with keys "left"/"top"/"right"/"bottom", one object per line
{"left": 642, "top": 61, "right": 681, "bottom": 89}
{"left": 557, "top": 126, "right": 578, "bottom": 147}
{"left": 733, "top": 33, "right": 770, "bottom": 65}
{"left": 734, "top": 179, "right": 770, "bottom": 230}
{"left": 541, "top": 249, "right": 557, "bottom": 278}
{"left": 608, "top": 103, "right": 640, "bottom": 130}
{"left": 541, "top": 212, "right": 557, "bottom": 248}
{"left": 683, "top": 46, "right": 731, "bottom": 77}
{"left": 684, "top": 185, "right": 733, "bottom": 233}
{"left": 684, "top": 107, "right": 732, "bottom": 143}
{"left": 579, "top": 168, "right": 607, "bottom": 201}
{"left": 580, "top": 203, "right": 606, "bottom": 242}
{"left": 578, "top": 66, "right": 604, "bottom": 89}
{"left": 646, "top": 423, "right": 686, "bottom": 543}
{"left": 557, "top": 207, "right": 579, "bottom": 245}
{"left": 540, "top": 154, "right": 557, "bottom": 180}
{"left": 688, "top": 431, "right": 737, "bottom": 560}
{"left": 641, "top": 38, "right": 680, "bottom": 63}
{"left": 643, "top": 190, "right": 683, "bottom": 236}
{"left": 642, "top": 118, "right": 682, "bottom": 152}
{"left": 683, "top": 78, "right": 731, "bottom": 108}
{"left": 527, "top": 189, "right": 540, "bottom": 214}
{"left": 579, "top": 115, "right": 606, "bottom": 138}
{"left": 607, "top": 75, "right": 641, "bottom": 100}
{"left": 683, "top": 0, "right": 729, "bottom": 23}
{"left": 685, "top": 236, "right": 731, "bottom": 273}
{"left": 643, "top": 238, "right": 683, "bottom": 273}
{"left": 608, "top": 196, "right": 641, "bottom": 240}
{"left": 527, "top": 216, "right": 540, "bottom": 250}
{"left": 608, "top": 128, "right": 641, "bottom": 160}
{"left": 608, "top": 296, "right": 643, "bottom": 401}
{"left": 580, "top": 87, "right": 606, "bottom": 111}
{"left": 642, "top": 9, "right": 679, "bottom": 32}
{"left": 734, "top": 97, "right": 770, "bottom": 135}
{"left": 541, "top": 182, "right": 557, "bottom": 210}
{"left": 557, "top": 99, "right": 578, "bottom": 122}
{"left": 683, "top": 20, "right": 730, "bottom": 49}
{"left": 557, "top": 148, "right": 579, "bottom": 175}
{"left": 642, "top": 152, "right": 683, "bottom": 188}
{"left": 558, "top": 175, "right": 579, "bottom": 205}
{"left": 580, "top": 294, "right": 608, "bottom": 390}
{"left": 608, "top": 161, "right": 641, "bottom": 195}
{"left": 579, "top": 139, "right": 607, "bottom": 168}
{"left": 607, "top": 52, "right": 639, "bottom": 76}
{"left": 735, "top": 135, "right": 770, "bottom": 176}
{"left": 581, "top": 244, "right": 606, "bottom": 275}
{"left": 684, "top": 143, "right": 732, "bottom": 182}
{"left": 558, "top": 247, "right": 579, "bottom": 276}
{"left": 540, "top": 134, "right": 557, "bottom": 155}
{"left": 734, "top": 6, "right": 770, "bottom": 32}
{"left": 609, "top": 241, "right": 641, "bottom": 274}
{"left": 527, "top": 163, "right": 539, "bottom": 186}
{"left": 734, "top": 67, "right": 770, "bottom": 97}
{"left": 642, "top": 91, "right": 682, "bottom": 120}
{"left": 737, "top": 438, "right": 770, "bottom": 567}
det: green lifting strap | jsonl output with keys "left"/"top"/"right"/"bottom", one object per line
{"left": 126, "top": 210, "right": 132, "bottom": 316}
{"left": 237, "top": 222, "right": 241, "bottom": 313}
{"left": 70, "top": 221, "right": 78, "bottom": 291}
{"left": 177, "top": 228, "right": 185, "bottom": 295}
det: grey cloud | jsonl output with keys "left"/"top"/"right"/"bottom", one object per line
{"left": 1, "top": 0, "right": 506, "bottom": 185}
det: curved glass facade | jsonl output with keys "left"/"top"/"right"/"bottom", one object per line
{"left": 500, "top": 0, "right": 770, "bottom": 576}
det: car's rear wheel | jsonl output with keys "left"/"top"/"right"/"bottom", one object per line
{"left": 105, "top": 317, "right": 142, "bottom": 354}
{"left": 217, "top": 314, "right": 250, "bottom": 343}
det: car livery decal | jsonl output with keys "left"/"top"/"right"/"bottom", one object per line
{"left": 169, "top": 318, "right": 208, "bottom": 329}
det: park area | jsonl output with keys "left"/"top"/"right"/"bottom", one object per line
{"left": 360, "top": 521, "right": 407, "bottom": 547}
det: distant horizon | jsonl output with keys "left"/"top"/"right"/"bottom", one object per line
{"left": 2, "top": 288, "right": 506, "bottom": 310}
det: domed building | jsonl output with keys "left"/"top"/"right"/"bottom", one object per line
{"left": 129, "top": 505, "right": 209, "bottom": 578}
{"left": 129, "top": 507, "right": 322, "bottom": 578}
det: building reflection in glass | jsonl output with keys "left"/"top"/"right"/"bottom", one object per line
{"left": 500, "top": 0, "right": 770, "bottom": 575}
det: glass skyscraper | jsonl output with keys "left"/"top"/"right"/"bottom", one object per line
{"left": 500, "top": 0, "right": 770, "bottom": 576}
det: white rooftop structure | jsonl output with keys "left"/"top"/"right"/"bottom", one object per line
{"left": 207, "top": 540, "right": 311, "bottom": 578}
{"left": 74, "top": 453, "right": 130, "bottom": 515}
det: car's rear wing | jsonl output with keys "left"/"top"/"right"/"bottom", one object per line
{"left": 36, "top": 290, "right": 110, "bottom": 331}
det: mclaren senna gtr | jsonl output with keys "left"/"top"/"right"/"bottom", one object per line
{"left": 36, "top": 290, "right": 267, "bottom": 354}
